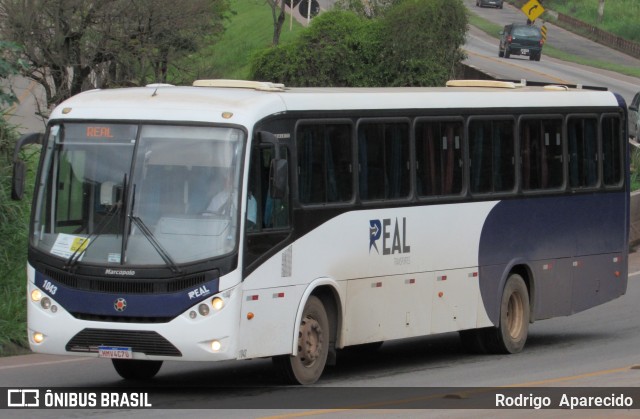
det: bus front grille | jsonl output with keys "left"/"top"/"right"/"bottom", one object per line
{"left": 44, "top": 268, "right": 212, "bottom": 294}
{"left": 66, "top": 328, "right": 182, "bottom": 357}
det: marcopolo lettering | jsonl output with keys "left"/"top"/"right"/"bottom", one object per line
{"left": 104, "top": 269, "right": 136, "bottom": 276}
{"left": 369, "top": 217, "right": 411, "bottom": 255}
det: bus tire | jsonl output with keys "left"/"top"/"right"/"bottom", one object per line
{"left": 273, "top": 295, "right": 329, "bottom": 385}
{"left": 112, "top": 359, "right": 163, "bottom": 380}
{"left": 486, "top": 273, "right": 530, "bottom": 354}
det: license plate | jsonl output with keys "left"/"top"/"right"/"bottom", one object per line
{"left": 521, "top": 49, "right": 530, "bottom": 55}
{"left": 98, "top": 346, "right": 133, "bottom": 359}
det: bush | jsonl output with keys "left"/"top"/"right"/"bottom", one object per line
{"left": 250, "top": 0, "right": 468, "bottom": 87}
{"left": 0, "top": 118, "right": 33, "bottom": 352}
{"left": 0, "top": 40, "right": 32, "bottom": 353}
{"left": 378, "top": 0, "right": 467, "bottom": 86}
{"left": 251, "top": 11, "right": 382, "bottom": 86}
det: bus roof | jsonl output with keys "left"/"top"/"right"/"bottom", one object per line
{"left": 49, "top": 81, "right": 621, "bottom": 127}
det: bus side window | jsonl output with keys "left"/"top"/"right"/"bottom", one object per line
{"left": 415, "top": 120, "right": 463, "bottom": 197}
{"left": 469, "top": 119, "right": 515, "bottom": 194}
{"left": 602, "top": 115, "right": 622, "bottom": 187}
{"left": 297, "top": 123, "right": 352, "bottom": 204}
{"left": 568, "top": 116, "right": 598, "bottom": 188}
{"left": 247, "top": 145, "right": 289, "bottom": 231}
{"left": 358, "top": 121, "right": 410, "bottom": 201}
{"left": 520, "top": 117, "right": 563, "bottom": 191}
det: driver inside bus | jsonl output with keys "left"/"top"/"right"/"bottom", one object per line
{"left": 205, "top": 170, "right": 235, "bottom": 215}
{"left": 204, "top": 170, "right": 257, "bottom": 224}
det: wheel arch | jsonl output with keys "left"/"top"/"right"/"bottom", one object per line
{"left": 291, "top": 278, "right": 343, "bottom": 362}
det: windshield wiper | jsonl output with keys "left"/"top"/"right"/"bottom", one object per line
{"left": 124, "top": 183, "right": 181, "bottom": 274}
{"left": 129, "top": 214, "right": 182, "bottom": 274}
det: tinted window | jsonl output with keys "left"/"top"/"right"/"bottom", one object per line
{"left": 247, "top": 145, "right": 289, "bottom": 230}
{"left": 469, "top": 119, "right": 515, "bottom": 194}
{"left": 520, "top": 118, "right": 563, "bottom": 191}
{"left": 297, "top": 123, "right": 353, "bottom": 204}
{"left": 513, "top": 26, "right": 541, "bottom": 37}
{"left": 415, "top": 120, "right": 463, "bottom": 196}
{"left": 358, "top": 121, "right": 410, "bottom": 201}
{"left": 568, "top": 116, "right": 598, "bottom": 188}
{"left": 602, "top": 115, "right": 622, "bottom": 186}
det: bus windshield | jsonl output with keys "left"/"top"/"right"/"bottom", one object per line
{"left": 32, "top": 123, "right": 245, "bottom": 268}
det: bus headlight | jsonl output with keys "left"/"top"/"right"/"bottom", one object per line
{"left": 211, "top": 340, "right": 222, "bottom": 352}
{"left": 211, "top": 297, "right": 225, "bottom": 311}
{"left": 31, "top": 289, "right": 42, "bottom": 302}
{"left": 33, "top": 332, "right": 45, "bottom": 344}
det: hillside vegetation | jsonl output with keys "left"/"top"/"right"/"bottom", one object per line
{"left": 544, "top": 0, "right": 640, "bottom": 43}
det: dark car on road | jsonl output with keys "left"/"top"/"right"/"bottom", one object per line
{"left": 629, "top": 92, "right": 640, "bottom": 139}
{"left": 477, "top": 0, "right": 503, "bottom": 8}
{"left": 499, "top": 23, "right": 543, "bottom": 61}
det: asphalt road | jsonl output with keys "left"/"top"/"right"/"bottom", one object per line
{"left": 1, "top": 250, "right": 640, "bottom": 417}
{"left": 462, "top": 0, "right": 640, "bottom": 104}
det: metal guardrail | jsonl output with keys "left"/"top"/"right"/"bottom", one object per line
{"left": 557, "top": 13, "right": 640, "bottom": 60}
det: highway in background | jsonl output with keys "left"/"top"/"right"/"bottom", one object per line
{"left": 5, "top": 0, "right": 640, "bottom": 134}
{"left": 461, "top": 0, "right": 640, "bottom": 104}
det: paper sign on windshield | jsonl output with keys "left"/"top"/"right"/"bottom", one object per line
{"left": 51, "top": 233, "right": 90, "bottom": 259}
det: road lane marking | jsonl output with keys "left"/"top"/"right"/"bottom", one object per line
{"left": 464, "top": 49, "right": 571, "bottom": 84}
{"left": 503, "top": 365, "right": 634, "bottom": 387}
{"left": 0, "top": 356, "right": 94, "bottom": 371}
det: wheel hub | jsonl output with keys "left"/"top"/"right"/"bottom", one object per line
{"left": 298, "top": 316, "right": 323, "bottom": 367}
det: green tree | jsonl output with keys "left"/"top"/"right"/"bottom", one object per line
{"left": 250, "top": 0, "right": 468, "bottom": 87}
{"left": 0, "top": 41, "right": 25, "bottom": 108}
{"left": 0, "top": 0, "right": 229, "bottom": 108}
{"left": 0, "top": 40, "right": 31, "bottom": 352}
{"left": 334, "top": 0, "right": 401, "bottom": 18}
{"left": 266, "top": 0, "right": 287, "bottom": 46}
{"left": 379, "top": 0, "right": 467, "bottom": 86}
{"left": 250, "top": 10, "right": 382, "bottom": 86}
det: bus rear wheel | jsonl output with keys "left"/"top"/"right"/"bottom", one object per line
{"left": 112, "top": 359, "right": 163, "bottom": 380}
{"left": 486, "top": 273, "right": 530, "bottom": 354}
{"left": 273, "top": 295, "right": 329, "bottom": 385}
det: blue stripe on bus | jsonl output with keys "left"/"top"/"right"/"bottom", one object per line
{"left": 478, "top": 192, "right": 628, "bottom": 324}
{"left": 35, "top": 271, "right": 220, "bottom": 319}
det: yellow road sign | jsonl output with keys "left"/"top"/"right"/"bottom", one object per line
{"left": 521, "top": 0, "right": 545, "bottom": 22}
{"left": 541, "top": 24, "right": 547, "bottom": 43}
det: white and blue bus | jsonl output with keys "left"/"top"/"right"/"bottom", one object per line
{"left": 12, "top": 79, "right": 629, "bottom": 384}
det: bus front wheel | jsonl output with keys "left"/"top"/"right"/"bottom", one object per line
{"left": 273, "top": 295, "right": 329, "bottom": 385}
{"left": 112, "top": 359, "right": 163, "bottom": 380}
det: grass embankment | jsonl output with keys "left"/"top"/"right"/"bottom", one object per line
{"left": 544, "top": 0, "right": 640, "bottom": 43}
{"left": 186, "top": 0, "right": 305, "bottom": 80}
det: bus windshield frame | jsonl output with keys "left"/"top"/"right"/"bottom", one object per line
{"left": 31, "top": 122, "right": 246, "bottom": 269}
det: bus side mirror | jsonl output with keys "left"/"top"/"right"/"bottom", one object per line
{"left": 269, "top": 158, "right": 288, "bottom": 200}
{"left": 12, "top": 160, "right": 26, "bottom": 200}
{"left": 11, "top": 132, "right": 44, "bottom": 200}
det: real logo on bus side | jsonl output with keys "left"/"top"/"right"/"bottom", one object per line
{"left": 369, "top": 217, "right": 411, "bottom": 256}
